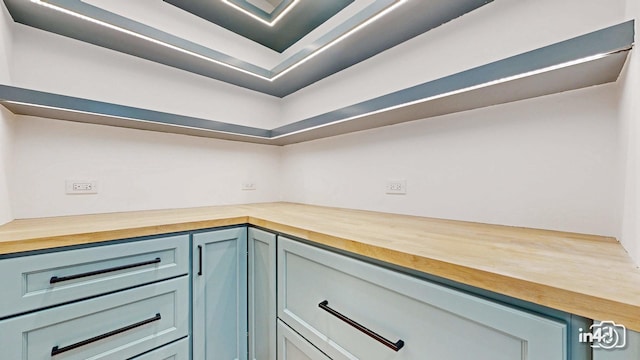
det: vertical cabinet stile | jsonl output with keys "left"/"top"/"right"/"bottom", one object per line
{"left": 248, "top": 227, "right": 278, "bottom": 360}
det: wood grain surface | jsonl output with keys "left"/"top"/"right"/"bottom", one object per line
{"left": 0, "top": 202, "right": 638, "bottom": 332}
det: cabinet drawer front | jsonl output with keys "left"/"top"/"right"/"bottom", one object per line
{"left": 130, "top": 337, "right": 190, "bottom": 360}
{"left": 278, "top": 320, "right": 331, "bottom": 360}
{"left": 0, "top": 276, "right": 189, "bottom": 360}
{"left": 278, "top": 237, "right": 566, "bottom": 360}
{"left": 0, "top": 234, "right": 189, "bottom": 318}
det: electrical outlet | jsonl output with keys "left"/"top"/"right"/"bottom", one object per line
{"left": 66, "top": 180, "right": 98, "bottom": 194}
{"left": 385, "top": 180, "right": 407, "bottom": 195}
{"left": 241, "top": 182, "right": 257, "bottom": 191}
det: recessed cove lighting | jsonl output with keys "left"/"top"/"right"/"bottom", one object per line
{"left": 270, "top": 51, "right": 616, "bottom": 139}
{"left": 270, "top": 0, "right": 407, "bottom": 81}
{"left": 222, "top": 0, "right": 300, "bottom": 27}
{"left": 28, "top": 0, "right": 272, "bottom": 80}
{"left": 3, "top": 100, "right": 270, "bottom": 139}
{"left": 28, "top": 0, "right": 406, "bottom": 82}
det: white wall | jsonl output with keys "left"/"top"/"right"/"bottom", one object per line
{"left": 277, "top": 0, "right": 633, "bottom": 248}
{"left": 279, "top": 0, "right": 626, "bottom": 126}
{"left": 10, "top": 24, "right": 282, "bottom": 129}
{"left": 6, "top": 18, "right": 286, "bottom": 220}
{"left": 0, "top": 0, "right": 12, "bottom": 84}
{"left": 5, "top": 13, "right": 286, "bottom": 220}
{"left": 280, "top": 84, "right": 620, "bottom": 237}
{"left": 0, "top": 2, "right": 14, "bottom": 226}
{"left": 617, "top": 0, "right": 640, "bottom": 264}
{"left": 11, "top": 116, "right": 281, "bottom": 218}
{"left": 0, "top": 107, "right": 14, "bottom": 225}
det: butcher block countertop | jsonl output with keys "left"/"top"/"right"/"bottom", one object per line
{"left": 0, "top": 202, "right": 638, "bottom": 332}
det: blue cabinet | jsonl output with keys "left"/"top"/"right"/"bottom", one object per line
{"left": 592, "top": 327, "right": 640, "bottom": 360}
{"left": 0, "top": 276, "right": 189, "bottom": 359}
{"left": 0, "top": 234, "right": 190, "bottom": 359}
{"left": 0, "top": 234, "right": 189, "bottom": 318}
{"left": 3, "top": 224, "right": 634, "bottom": 360}
{"left": 248, "top": 228, "right": 277, "bottom": 360}
{"left": 191, "top": 226, "right": 278, "bottom": 360}
{"left": 130, "top": 337, "right": 190, "bottom": 359}
{"left": 192, "top": 227, "right": 249, "bottom": 360}
{"left": 277, "top": 319, "right": 331, "bottom": 360}
{"left": 277, "top": 236, "right": 569, "bottom": 360}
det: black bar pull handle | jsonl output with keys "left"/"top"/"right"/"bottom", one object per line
{"left": 319, "top": 300, "right": 405, "bottom": 352}
{"left": 51, "top": 313, "right": 161, "bottom": 356}
{"left": 50, "top": 258, "right": 162, "bottom": 284}
{"left": 197, "top": 245, "right": 203, "bottom": 276}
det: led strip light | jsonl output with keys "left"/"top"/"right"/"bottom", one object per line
{"left": 221, "top": 0, "right": 300, "bottom": 27}
{"left": 2, "top": 50, "right": 619, "bottom": 142}
{"left": 29, "top": 0, "right": 407, "bottom": 82}
{"left": 271, "top": 0, "right": 406, "bottom": 81}
{"left": 12, "top": 4, "right": 630, "bottom": 142}
{"left": 269, "top": 51, "right": 618, "bottom": 138}
{"left": 2, "top": 100, "right": 271, "bottom": 139}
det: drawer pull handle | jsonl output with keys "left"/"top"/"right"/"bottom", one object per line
{"left": 319, "top": 300, "right": 405, "bottom": 352}
{"left": 198, "top": 245, "right": 203, "bottom": 276}
{"left": 50, "top": 313, "right": 162, "bottom": 356}
{"left": 49, "top": 257, "right": 162, "bottom": 284}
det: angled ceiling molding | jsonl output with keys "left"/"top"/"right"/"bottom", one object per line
{"left": 222, "top": 0, "right": 298, "bottom": 26}
{"left": 28, "top": 0, "right": 399, "bottom": 79}
{"left": 170, "top": 0, "right": 354, "bottom": 52}
{"left": 13, "top": 0, "right": 402, "bottom": 84}
{"left": 3, "top": 0, "right": 494, "bottom": 96}
{"left": 0, "top": 21, "right": 632, "bottom": 146}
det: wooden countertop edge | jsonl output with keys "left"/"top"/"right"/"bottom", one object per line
{"left": 0, "top": 216, "right": 248, "bottom": 255}
{"left": 249, "top": 217, "right": 640, "bottom": 332}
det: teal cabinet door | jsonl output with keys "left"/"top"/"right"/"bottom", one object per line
{"left": 592, "top": 327, "right": 640, "bottom": 360}
{"left": 248, "top": 228, "right": 277, "bottom": 360}
{"left": 193, "top": 227, "right": 248, "bottom": 360}
{"left": 130, "top": 337, "right": 190, "bottom": 359}
{"left": 278, "top": 237, "right": 567, "bottom": 360}
{"left": 0, "top": 277, "right": 188, "bottom": 360}
{"left": 277, "top": 320, "right": 331, "bottom": 360}
{"left": 0, "top": 234, "right": 189, "bottom": 318}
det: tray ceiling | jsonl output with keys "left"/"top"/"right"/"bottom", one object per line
{"left": 2, "top": 0, "right": 493, "bottom": 97}
{"left": 164, "top": 0, "right": 354, "bottom": 52}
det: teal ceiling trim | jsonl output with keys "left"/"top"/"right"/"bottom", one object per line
{"left": 165, "top": 0, "right": 353, "bottom": 52}
{"left": 1, "top": 21, "right": 631, "bottom": 145}
{"left": 227, "top": 0, "right": 294, "bottom": 19}
{"left": 270, "top": 20, "right": 636, "bottom": 139}
{"left": 3, "top": 0, "right": 493, "bottom": 96}
{"left": 0, "top": 85, "right": 272, "bottom": 141}
{"left": 270, "top": 0, "right": 397, "bottom": 75}
{"left": 10, "top": 0, "right": 393, "bottom": 79}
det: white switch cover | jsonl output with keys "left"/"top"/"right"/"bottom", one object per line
{"left": 385, "top": 180, "right": 407, "bottom": 194}
{"left": 241, "top": 182, "right": 257, "bottom": 191}
{"left": 66, "top": 180, "right": 98, "bottom": 194}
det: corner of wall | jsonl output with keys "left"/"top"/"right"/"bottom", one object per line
{"left": 616, "top": 9, "right": 640, "bottom": 266}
